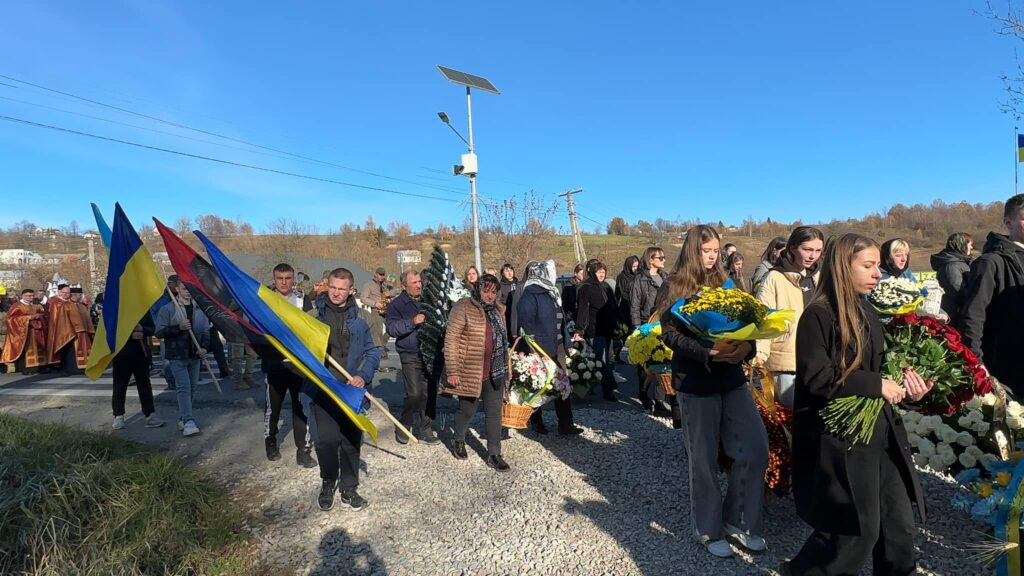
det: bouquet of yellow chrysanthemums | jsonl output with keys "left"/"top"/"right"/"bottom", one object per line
{"left": 670, "top": 280, "right": 793, "bottom": 341}
{"left": 625, "top": 321, "right": 673, "bottom": 367}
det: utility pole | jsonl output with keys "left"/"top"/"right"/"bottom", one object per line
{"left": 559, "top": 188, "right": 587, "bottom": 264}
{"left": 86, "top": 236, "right": 97, "bottom": 296}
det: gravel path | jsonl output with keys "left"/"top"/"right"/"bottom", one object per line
{"left": 208, "top": 407, "right": 990, "bottom": 576}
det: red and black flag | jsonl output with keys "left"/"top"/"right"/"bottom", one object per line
{"left": 153, "top": 219, "right": 266, "bottom": 351}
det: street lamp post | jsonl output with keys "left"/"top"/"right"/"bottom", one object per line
{"left": 436, "top": 66, "right": 499, "bottom": 273}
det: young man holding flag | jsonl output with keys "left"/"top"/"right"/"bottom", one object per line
{"left": 309, "top": 268, "right": 381, "bottom": 512}
{"left": 155, "top": 279, "right": 209, "bottom": 437}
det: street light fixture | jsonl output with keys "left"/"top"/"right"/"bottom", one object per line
{"left": 436, "top": 65, "right": 500, "bottom": 273}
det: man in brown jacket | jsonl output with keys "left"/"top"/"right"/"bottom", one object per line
{"left": 443, "top": 274, "right": 511, "bottom": 472}
{"left": 359, "top": 267, "right": 399, "bottom": 359}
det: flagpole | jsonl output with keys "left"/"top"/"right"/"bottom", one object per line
{"left": 166, "top": 286, "right": 223, "bottom": 394}
{"left": 325, "top": 355, "right": 418, "bottom": 444}
{"left": 1016, "top": 126, "right": 1019, "bottom": 196}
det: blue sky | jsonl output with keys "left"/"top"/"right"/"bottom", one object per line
{"left": 0, "top": 1, "right": 1020, "bottom": 235}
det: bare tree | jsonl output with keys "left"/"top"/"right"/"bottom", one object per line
{"left": 481, "top": 189, "right": 559, "bottom": 267}
{"left": 174, "top": 216, "right": 192, "bottom": 235}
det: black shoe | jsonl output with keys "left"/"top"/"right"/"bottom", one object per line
{"left": 395, "top": 428, "right": 410, "bottom": 445}
{"left": 558, "top": 425, "right": 584, "bottom": 436}
{"left": 265, "top": 437, "right": 281, "bottom": 461}
{"left": 297, "top": 447, "right": 317, "bottom": 468}
{"left": 219, "top": 370, "right": 232, "bottom": 379}
{"left": 339, "top": 489, "right": 367, "bottom": 512}
{"left": 318, "top": 479, "right": 338, "bottom": 511}
{"left": 420, "top": 432, "right": 441, "bottom": 445}
{"left": 452, "top": 440, "right": 468, "bottom": 460}
{"left": 672, "top": 418, "right": 683, "bottom": 430}
{"left": 486, "top": 454, "right": 511, "bottom": 472}
{"left": 531, "top": 421, "right": 550, "bottom": 435}
{"left": 652, "top": 401, "right": 673, "bottom": 418}
{"left": 602, "top": 394, "right": 616, "bottom": 402}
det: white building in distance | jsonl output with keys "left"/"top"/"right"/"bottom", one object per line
{"left": 0, "top": 249, "right": 44, "bottom": 266}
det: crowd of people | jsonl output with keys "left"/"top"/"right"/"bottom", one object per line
{"left": 1, "top": 192, "right": 1022, "bottom": 574}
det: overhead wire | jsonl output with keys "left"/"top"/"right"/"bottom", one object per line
{"left": 0, "top": 114, "right": 461, "bottom": 203}
{"left": 0, "top": 73, "right": 467, "bottom": 196}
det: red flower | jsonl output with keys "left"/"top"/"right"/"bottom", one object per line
{"left": 961, "top": 347, "right": 978, "bottom": 364}
{"left": 947, "top": 341, "right": 966, "bottom": 355}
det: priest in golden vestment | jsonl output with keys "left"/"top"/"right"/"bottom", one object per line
{"left": 2, "top": 288, "right": 48, "bottom": 374}
{"left": 46, "top": 284, "right": 94, "bottom": 374}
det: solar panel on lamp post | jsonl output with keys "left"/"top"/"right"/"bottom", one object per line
{"left": 436, "top": 65, "right": 500, "bottom": 273}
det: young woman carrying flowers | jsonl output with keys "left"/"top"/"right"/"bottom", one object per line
{"left": 784, "top": 233, "right": 933, "bottom": 576}
{"left": 657, "top": 225, "right": 769, "bottom": 559}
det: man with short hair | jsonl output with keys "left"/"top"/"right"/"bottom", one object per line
{"left": 155, "top": 280, "right": 209, "bottom": 437}
{"left": 385, "top": 269, "right": 440, "bottom": 445}
{"left": 262, "top": 262, "right": 316, "bottom": 467}
{"left": 309, "top": 268, "right": 380, "bottom": 512}
{"left": 960, "top": 193, "right": 1024, "bottom": 396}
{"left": 360, "top": 267, "right": 397, "bottom": 359}
{"left": 1, "top": 289, "right": 47, "bottom": 374}
{"left": 45, "top": 283, "right": 94, "bottom": 375}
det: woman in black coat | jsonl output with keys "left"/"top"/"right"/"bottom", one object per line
{"left": 785, "top": 233, "right": 933, "bottom": 576}
{"left": 929, "top": 232, "right": 973, "bottom": 326}
{"left": 573, "top": 259, "right": 618, "bottom": 401}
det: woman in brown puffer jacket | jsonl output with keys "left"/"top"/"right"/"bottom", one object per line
{"left": 442, "top": 274, "right": 511, "bottom": 472}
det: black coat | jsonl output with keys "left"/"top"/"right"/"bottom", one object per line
{"left": 958, "top": 233, "right": 1024, "bottom": 393}
{"left": 930, "top": 249, "right": 972, "bottom": 326}
{"left": 629, "top": 270, "right": 667, "bottom": 327}
{"left": 615, "top": 257, "right": 640, "bottom": 327}
{"left": 793, "top": 300, "right": 925, "bottom": 536}
{"left": 515, "top": 284, "right": 558, "bottom": 358}
{"left": 575, "top": 280, "right": 616, "bottom": 339}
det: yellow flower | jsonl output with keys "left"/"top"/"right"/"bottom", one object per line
{"left": 979, "top": 483, "right": 994, "bottom": 497}
{"left": 997, "top": 471, "right": 1012, "bottom": 487}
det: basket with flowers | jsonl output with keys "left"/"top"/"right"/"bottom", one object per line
{"left": 625, "top": 321, "right": 675, "bottom": 395}
{"left": 504, "top": 332, "right": 572, "bottom": 428}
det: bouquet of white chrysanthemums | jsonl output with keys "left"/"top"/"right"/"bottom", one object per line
{"left": 903, "top": 393, "right": 1024, "bottom": 476}
{"left": 566, "top": 345, "right": 602, "bottom": 399}
{"left": 866, "top": 277, "right": 925, "bottom": 315}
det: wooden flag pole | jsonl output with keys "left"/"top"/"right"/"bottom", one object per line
{"left": 165, "top": 286, "right": 222, "bottom": 394}
{"left": 324, "top": 354, "right": 417, "bottom": 444}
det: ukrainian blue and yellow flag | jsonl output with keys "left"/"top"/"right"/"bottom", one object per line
{"left": 85, "top": 204, "right": 166, "bottom": 379}
{"left": 1018, "top": 134, "right": 1024, "bottom": 163}
{"left": 194, "top": 231, "right": 377, "bottom": 443}
{"left": 90, "top": 202, "right": 112, "bottom": 249}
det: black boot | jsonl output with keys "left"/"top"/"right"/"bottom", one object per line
{"left": 318, "top": 479, "right": 338, "bottom": 511}
{"left": 265, "top": 437, "right": 281, "bottom": 461}
{"left": 296, "top": 446, "right": 317, "bottom": 468}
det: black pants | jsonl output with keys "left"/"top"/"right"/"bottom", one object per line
{"left": 112, "top": 352, "right": 155, "bottom": 417}
{"left": 59, "top": 343, "right": 77, "bottom": 373}
{"left": 265, "top": 369, "right": 310, "bottom": 449}
{"left": 454, "top": 378, "right": 503, "bottom": 456}
{"left": 399, "top": 354, "right": 434, "bottom": 436}
{"left": 789, "top": 448, "right": 916, "bottom": 576}
{"left": 313, "top": 401, "right": 363, "bottom": 490}
{"left": 208, "top": 327, "right": 229, "bottom": 375}
{"left": 529, "top": 396, "right": 575, "bottom": 429}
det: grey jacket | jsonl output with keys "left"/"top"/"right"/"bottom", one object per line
{"left": 155, "top": 300, "right": 210, "bottom": 360}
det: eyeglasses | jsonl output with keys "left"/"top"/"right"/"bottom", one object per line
{"left": 652, "top": 256, "right": 666, "bottom": 261}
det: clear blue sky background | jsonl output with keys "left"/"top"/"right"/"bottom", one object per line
{"left": 0, "top": 1, "right": 1020, "bottom": 235}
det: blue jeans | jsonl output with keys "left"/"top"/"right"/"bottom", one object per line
{"left": 590, "top": 336, "right": 616, "bottom": 398}
{"left": 169, "top": 358, "right": 200, "bottom": 423}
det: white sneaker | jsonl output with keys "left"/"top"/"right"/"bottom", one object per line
{"left": 704, "top": 539, "right": 734, "bottom": 558}
{"left": 724, "top": 524, "right": 767, "bottom": 552}
{"left": 182, "top": 420, "right": 201, "bottom": 437}
{"left": 177, "top": 420, "right": 185, "bottom": 431}
{"left": 112, "top": 415, "right": 126, "bottom": 430}
{"left": 145, "top": 414, "right": 166, "bottom": 428}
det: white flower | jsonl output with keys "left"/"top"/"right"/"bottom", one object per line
{"left": 955, "top": 432, "right": 975, "bottom": 447}
{"left": 980, "top": 453, "right": 1000, "bottom": 466}
{"left": 966, "top": 396, "right": 984, "bottom": 411}
{"left": 982, "top": 394, "right": 999, "bottom": 407}
{"left": 958, "top": 452, "right": 978, "bottom": 469}
{"left": 903, "top": 411, "right": 921, "bottom": 424}
{"left": 957, "top": 415, "right": 974, "bottom": 429}
{"left": 906, "top": 433, "right": 922, "bottom": 446}
{"left": 939, "top": 426, "right": 959, "bottom": 444}
{"left": 965, "top": 446, "right": 985, "bottom": 459}
{"left": 595, "top": 361, "right": 603, "bottom": 368}
{"left": 928, "top": 454, "right": 950, "bottom": 472}
{"left": 936, "top": 442, "right": 955, "bottom": 456}
{"left": 916, "top": 438, "right": 936, "bottom": 457}
{"left": 1009, "top": 401, "right": 1024, "bottom": 417}
{"left": 586, "top": 361, "right": 595, "bottom": 370}
{"left": 1009, "top": 415, "right": 1024, "bottom": 430}
{"left": 972, "top": 421, "right": 991, "bottom": 435}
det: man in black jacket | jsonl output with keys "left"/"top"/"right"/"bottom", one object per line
{"left": 385, "top": 269, "right": 440, "bottom": 445}
{"left": 959, "top": 194, "right": 1024, "bottom": 396}
{"left": 111, "top": 314, "right": 166, "bottom": 430}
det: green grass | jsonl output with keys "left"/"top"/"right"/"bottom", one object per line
{"left": 0, "top": 415, "right": 258, "bottom": 576}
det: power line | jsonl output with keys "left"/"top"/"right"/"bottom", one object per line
{"left": 0, "top": 114, "right": 461, "bottom": 203}
{"left": 0, "top": 93, "right": 468, "bottom": 197}
{"left": 0, "top": 74, "right": 467, "bottom": 196}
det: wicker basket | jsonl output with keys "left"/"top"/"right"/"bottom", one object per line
{"left": 646, "top": 366, "right": 675, "bottom": 396}
{"left": 502, "top": 402, "right": 534, "bottom": 429}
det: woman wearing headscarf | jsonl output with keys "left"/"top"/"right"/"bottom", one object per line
{"left": 573, "top": 259, "right": 618, "bottom": 401}
{"left": 615, "top": 255, "right": 641, "bottom": 330}
{"left": 515, "top": 260, "right": 583, "bottom": 435}
{"left": 442, "top": 274, "right": 511, "bottom": 472}
{"left": 879, "top": 238, "right": 916, "bottom": 281}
